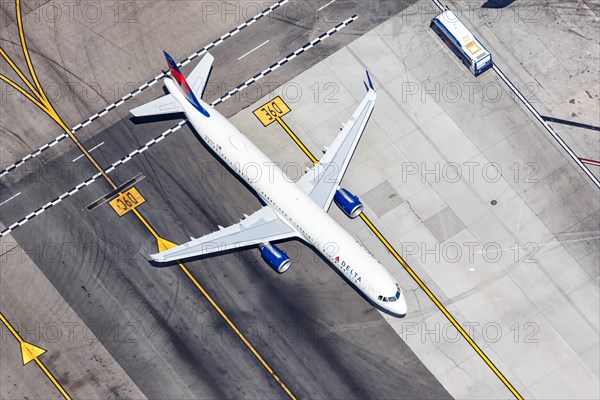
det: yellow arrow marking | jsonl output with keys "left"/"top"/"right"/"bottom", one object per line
{"left": 157, "top": 236, "right": 177, "bottom": 252}
{"left": 0, "top": 311, "right": 72, "bottom": 399}
{"left": 21, "top": 341, "right": 46, "bottom": 365}
{"left": 3, "top": 5, "right": 298, "bottom": 396}
{"left": 273, "top": 113, "right": 524, "bottom": 400}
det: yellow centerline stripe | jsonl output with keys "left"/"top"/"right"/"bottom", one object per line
{"left": 177, "top": 263, "right": 297, "bottom": 400}
{"left": 276, "top": 117, "right": 318, "bottom": 163}
{"left": 40, "top": 85, "right": 299, "bottom": 400}
{"left": 9, "top": 4, "right": 296, "bottom": 395}
{"left": 15, "top": 0, "right": 49, "bottom": 105}
{"left": 0, "top": 47, "right": 44, "bottom": 102}
{"left": 276, "top": 114, "right": 524, "bottom": 400}
{"left": 132, "top": 215, "right": 297, "bottom": 398}
{"left": 33, "top": 359, "right": 72, "bottom": 400}
{"left": 0, "top": 311, "right": 73, "bottom": 400}
{"left": 0, "top": 311, "right": 22, "bottom": 340}
{"left": 46, "top": 106, "right": 117, "bottom": 187}
{"left": 360, "top": 214, "right": 523, "bottom": 399}
{"left": 0, "top": 73, "right": 47, "bottom": 111}
{"left": 7, "top": 13, "right": 297, "bottom": 395}
{"left": 0, "top": 70, "right": 110, "bottom": 188}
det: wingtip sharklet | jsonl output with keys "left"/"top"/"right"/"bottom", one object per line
{"left": 365, "top": 70, "right": 375, "bottom": 91}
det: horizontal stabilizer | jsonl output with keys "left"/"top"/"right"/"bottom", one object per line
{"left": 130, "top": 94, "right": 183, "bottom": 117}
{"left": 130, "top": 52, "right": 214, "bottom": 118}
{"left": 187, "top": 52, "right": 214, "bottom": 99}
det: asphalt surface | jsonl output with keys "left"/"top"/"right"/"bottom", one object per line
{"left": 1, "top": 0, "right": 452, "bottom": 398}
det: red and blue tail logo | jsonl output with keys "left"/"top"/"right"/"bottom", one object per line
{"left": 163, "top": 51, "right": 210, "bottom": 117}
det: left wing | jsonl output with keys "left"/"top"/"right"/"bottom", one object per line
{"left": 297, "top": 74, "right": 376, "bottom": 211}
{"left": 150, "top": 206, "right": 298, "bottom": 263}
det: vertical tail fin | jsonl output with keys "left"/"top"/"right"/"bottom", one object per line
{"left": 163, "top": 51, "right": 210, "bottom": 117}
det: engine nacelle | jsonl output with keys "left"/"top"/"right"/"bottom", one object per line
{"left": 334, "top": 188, "right": 363, "bottom": 219}
{"left": 259, "top": 243, "right": 291, "bottom": 273}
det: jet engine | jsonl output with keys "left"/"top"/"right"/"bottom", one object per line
{"left": 259, "top": 242, "right": 291, "bottom": 273}
{"left": 334, "top": 188, "right": 363, "bottom": 219}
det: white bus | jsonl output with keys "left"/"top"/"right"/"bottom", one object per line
{"left": 431, "top": 9, "right": 492, "bottom": 76}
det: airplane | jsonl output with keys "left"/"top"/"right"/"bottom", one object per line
{"left": 130, "top": 51, "right": 407, "bottom": 317}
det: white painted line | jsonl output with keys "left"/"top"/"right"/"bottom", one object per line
{"left": 0, "top": 0, "right": 289, "bottom": 179}
{"left": 0, "top": 192, "right": 21, "bottom": 207}
{"left": 0, "top": 16, "right": 358, "bottom": 238}
{"left": 430, "top": 0, "right": 599, "bottom": 188}
{"left": 238, "top": 40, "right": 270, "bottom": 60}
{"left": 493, "top": 64, "right": 600, "bottom": 189}
{"left": 317, "top": 0, "right": 336, "bottom": 12}
{"left": 72, "top": 142, "right": 105, "bottom": 162}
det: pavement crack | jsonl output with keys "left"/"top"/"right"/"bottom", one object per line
{"left": 405, "top": 199, "right": 424, "bottom": 223}
{"left": 438, "top": 346, "right": 471, "bottom": 378}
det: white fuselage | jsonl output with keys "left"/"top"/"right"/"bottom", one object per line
{"left": 166, "top": 78, "right": 407, "bottom": 316}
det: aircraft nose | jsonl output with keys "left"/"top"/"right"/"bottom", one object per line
{"left": 391, "top": 291, "right": 408, "bottom": 317}
{"left": 398, "top": 292, "right": 408, "bottom": 317}
{"left": 377, "top": 293, "right": 408, "bottom": 317}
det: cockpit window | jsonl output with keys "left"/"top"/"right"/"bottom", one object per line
{"left": 379, "top": 286, "right": 402, "bottom": 303}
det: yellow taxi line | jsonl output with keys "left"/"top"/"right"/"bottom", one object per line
{"left": 274, "top": 113, "right": 523, "bottom": 400}
{"left": 275, "top": 116, "right": 318, "bottom": 164}
{"left": 177, "top": 262, "right": 297, "bottom": 400}
{"left": 0, "top": 311, "right": 73, "bottom": 399}
{"left": 6, "top": 5, "right": 294, "bottom": 396}
{"left": 0, "top": 73, "right": 46, "bottom": 111}
{"left": 15, "top": 0, "right": 49, "bottom": 104}
{"left": 6, "top": 42, "right": 298, "bottom": 400}
{"left": 131, "top": 211, "right": 297, "bottom": 398}
{"left": 36, "top": 77, "right": 300, "bottom": 400}
{"left": 0, "top": 47, "right": 41, "bottom": 100}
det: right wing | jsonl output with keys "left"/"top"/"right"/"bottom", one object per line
{"left": 150, "top": 205, "right": 298, "bottom": 263}
{"left": 297, "top": 76, "right": 376, "bottom": 211}
{"left": 130, "top": 52, "right": 214, "bottom": 118}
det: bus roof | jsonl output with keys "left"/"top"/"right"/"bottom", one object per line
{"left": 434, "top": 10, "right": 488, "bottom": 58}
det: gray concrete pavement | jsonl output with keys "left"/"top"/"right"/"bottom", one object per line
{"left": 0, "top": 229, "right": 146, "bottom": 399}
{"left": 226, "top": 2, "right": 599, "bottom": 398}
{"left": 1, "top": 93, "right": 451, "bottom": 398}
{"left": 444, "top": 0, "right": 600, "bottom": 179}
{"left": 1, "top": 1, "right": 452, "bottom": 399}
{"left": 3, "top": 0, "right": 597, "bottom": 398}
